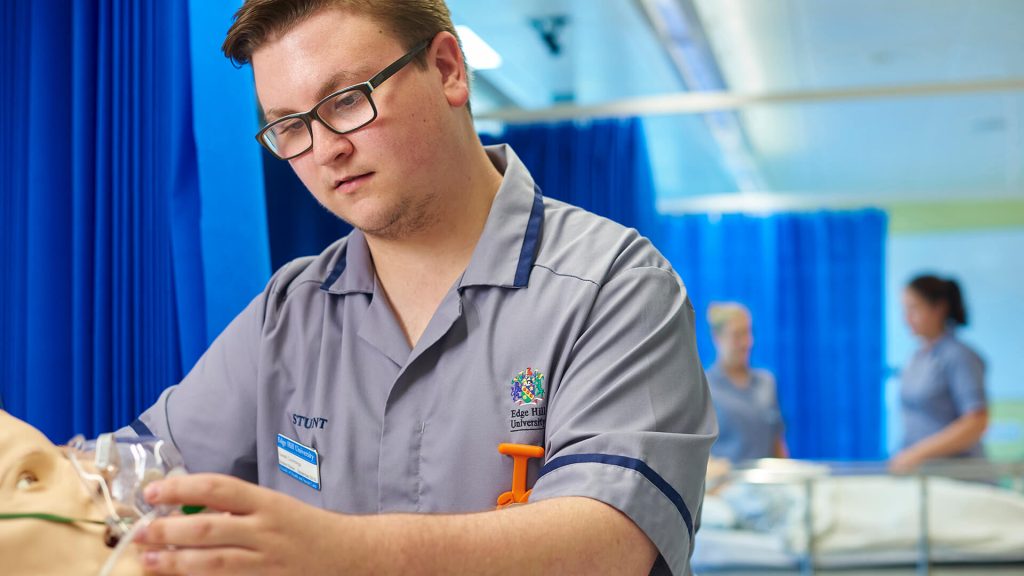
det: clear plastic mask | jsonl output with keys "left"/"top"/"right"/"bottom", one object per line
{"left": 64, "top": 433, "right": 185, "bottom": 539}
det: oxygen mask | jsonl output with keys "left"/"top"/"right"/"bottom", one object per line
{"left": 64, "top": 433, "right": 186, "bottom": 543}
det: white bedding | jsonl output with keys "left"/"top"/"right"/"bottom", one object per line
{"left": 693, "top": 474, "right": 1024, "bottom": 569}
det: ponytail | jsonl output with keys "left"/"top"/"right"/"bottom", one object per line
{"left": 944, "top": 279, "right": 968, "bottom": 326}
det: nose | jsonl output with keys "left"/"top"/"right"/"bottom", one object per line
{"left": 309, "top": 120, "right": 353, "bottom": 165}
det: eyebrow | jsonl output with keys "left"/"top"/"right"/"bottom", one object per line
{"left": 262, "top": 66, "right": 376, "bottom": 123}
{"left": 0, "top": 448, "right": 48, "bottom": 488}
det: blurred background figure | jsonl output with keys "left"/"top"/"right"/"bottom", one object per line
{"left": 706, "top": 302, "right": 789, "bottom": 464}
{"left": 891, "top": 275, "right": 988, "bottom": 472}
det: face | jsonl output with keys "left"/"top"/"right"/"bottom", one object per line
{"left": 251, "top": 9, "right": 470, "bottom": 240}
{"left": 902, "top": 288, "right": 947, "bottom": 339}
{"left": 0, "top": 411, "right": 141, "bottom": 576}
{"left": 713, "top": 311, "right": 754, "bottom": 368}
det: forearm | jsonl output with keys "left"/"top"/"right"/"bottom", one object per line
{"left": 906, "top": 409, "right": 988, "bottom": 460}
{"left": 338, "top": 496, "right": 657, "bottom": 576}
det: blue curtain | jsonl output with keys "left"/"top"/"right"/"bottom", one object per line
{"left": 263, "top": 149, "right": 353, "bottom": 271}
{"left": 0, "top": 0, "right": 269, "bottom": 442}
{"left": 187, "top": 0, "right": 273, "bottom": 338}
{"left": 481, "top": 119, "right": 657, "bottom": 231}
{"left": 657, "top": 212, "right": 888, "bottom": 460}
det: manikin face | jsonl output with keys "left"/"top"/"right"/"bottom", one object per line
{"left": 0, "top": 411, "right": 141, "bottom": 576}
{"left": 713, "top": 311, "right": 754, "bottom": 369}
{"left": 252, "top": 8, "right": 469, "bottom": 240}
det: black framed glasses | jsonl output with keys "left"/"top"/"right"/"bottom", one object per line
{"left": 256, "top": 39, "right": 431, "bottom": 160}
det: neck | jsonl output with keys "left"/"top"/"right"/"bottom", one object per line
{"left": 718, "top": 361, "right": 750, "bottom": 384}
{"left": 362, "top": 142, "right": 503, "bottom": 347}
{"left": 922, "top": 326, "right": 948, "bottom": 345}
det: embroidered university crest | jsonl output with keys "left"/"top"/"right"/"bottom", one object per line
{"left": 510, "top": 367, "right": 546, "bottom": 406}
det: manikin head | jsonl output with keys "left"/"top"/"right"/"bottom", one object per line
{"left": 0, "top": 411, "right": 141, "bottom": 576}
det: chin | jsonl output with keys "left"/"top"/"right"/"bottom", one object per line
{"left": 353, "top": 201, "right": 417, "bottom": 236}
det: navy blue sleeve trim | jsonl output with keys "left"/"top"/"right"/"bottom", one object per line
{"left": 513, "top": 185, "right": 545, "bottom": 288}
{"left": 539, "top": 453, "right": 694, "bottom": 538}
{"left": 319, "top": 245, "right": 349, "bottom": 291}
{"left": 129, "top": 418, "right": 153, "bottom": 437}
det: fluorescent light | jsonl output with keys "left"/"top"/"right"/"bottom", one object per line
{"left": 456, "top": 25, "right": 502, "bottom": 70}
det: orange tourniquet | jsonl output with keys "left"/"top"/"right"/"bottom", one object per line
{"left": 496, "top": 443, "right": 545, "bottom": 508}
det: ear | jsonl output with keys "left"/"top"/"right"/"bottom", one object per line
{"left": 431, "top": 31, "right": 470, "bottom": 108}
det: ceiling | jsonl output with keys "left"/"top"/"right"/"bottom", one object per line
{"left": 446, "top": 0, "right": 1024, "bottom": 208}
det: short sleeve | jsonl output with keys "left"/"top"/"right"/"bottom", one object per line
{"left": 760, "top": 371, "right": 780, "bottom": 410}
{"left": 123, "top": 291, "right": 266, "bottom": 481}
{"left": 528, "top": 266, "right": 717, "bottom": 576}
{"left": 947, "top": 347, "right": 986, "bottom": 415}
{"left": 761, "top": 370, "right": 784, "bottom": 427}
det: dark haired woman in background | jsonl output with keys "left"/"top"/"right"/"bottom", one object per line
{"left": 891, "top": 275, "right": 988, "bottom": 473}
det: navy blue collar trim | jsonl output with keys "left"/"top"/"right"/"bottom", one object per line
{"left": 513, "top": 185, "right": 544, "bottom": 288}
{"left": 129, "top": 418, "right": 153, "bottom": 437}
{"left": 319, "top": 244, "right": 349, "bottom": 291}
{"left": 320, "top": 185, "right": 540, "bottom": 292}
{"left": 539, "top": 453, "right": 695, "bottom": 538}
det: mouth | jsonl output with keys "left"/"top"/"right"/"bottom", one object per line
{"left": 332, "top": 172, "right": 373, "bottom": 195}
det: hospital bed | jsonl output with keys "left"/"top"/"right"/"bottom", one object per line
{"left": 693, "top": 458, "right": 1024, "bottom": 575}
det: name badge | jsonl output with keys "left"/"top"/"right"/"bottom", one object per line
{"left": 277, "top": 434, "right": 321, "bottom": 491}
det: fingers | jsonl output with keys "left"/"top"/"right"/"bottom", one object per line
{"left": 888, "top": 457, "right": 914, "bottom": 474}
{"left": 142, "top": 545, "right": 263, "bottom": 575}
{"left": 136, "top": 475, "right": 282, "bottom": 574}
{"left": 138, "top": 513, "right": 260, "bottom": 549}
{"left": 144, "top": 473, "right": 270, "bottom": 515}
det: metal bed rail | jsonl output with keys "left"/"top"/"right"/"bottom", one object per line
{"left": 714, "top": 458, "right": 1024, "bottom": 576}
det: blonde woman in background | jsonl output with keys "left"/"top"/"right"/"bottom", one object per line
{"left": 706, "top": 302, "right": 788, "bottom": 463}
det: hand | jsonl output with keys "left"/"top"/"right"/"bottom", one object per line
{"left": 136, "top": 473, "right": 346, "bottom": 575}
{"left": 705, "top": 456, "right": 731, "bottom": 481}
{"left": 705, "top": 456, "right": 732, "bottom": 494}
{"left": 888, "top": 449, "right": 924, "bottom": 474}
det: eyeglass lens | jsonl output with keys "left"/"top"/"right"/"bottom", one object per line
{"left": 262, "top": 88, "right": 374, "bottom": 158}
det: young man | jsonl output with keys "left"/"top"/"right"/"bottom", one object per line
{"left": 130, "top": 1, "right": 716, "bottom": 574}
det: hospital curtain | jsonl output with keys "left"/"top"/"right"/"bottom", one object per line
{"left": 657, "top": 211, "right": 888, "bottom": 460}
{"left": 0, "top": 0, "right": 269, "bottom": 442}
{"left": 263, "top": 150, "right": 353, "bottom": 271}
{"left": 480, "top": 119, "right": 657, "bottom": 231}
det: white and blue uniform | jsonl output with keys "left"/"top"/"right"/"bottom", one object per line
{"left": 706, "top": 365, "right": 783, "bottom": 463}
{"left": 900, "top": 330, "right": 986, "bottom": 458}
{"left": 126, "top": 145, "right": 717, "bottom": 576}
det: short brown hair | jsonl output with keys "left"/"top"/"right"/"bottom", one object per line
{"left": 222, "top": 0, "right": 459, "bottom": 66}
